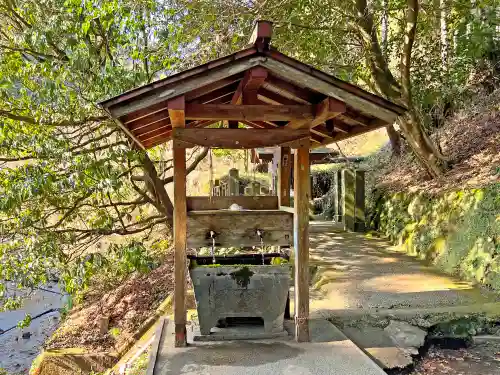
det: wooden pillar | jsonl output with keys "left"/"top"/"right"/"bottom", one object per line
{"left": 293, "top": 144, "right": 310, "bottom": 342}
{"left": 334, "top": 170, "right": 343, "bottom": 223}
{"left": 228, "top": 168, "right": 239, "bottom": 196}
{"left": 169, "top": 95, "right": 187, "bottom": 347}
{"left": 342, "top": 169, "right": 356, "bottom": 232}
{"left": 214, "top": 179, "right": 220, "bottom": 196}
{"left": 278, "top": 146, "right": 291, "bottom": 207}
{"left": 355, "top": 170, "right": 366, "bottom": 232}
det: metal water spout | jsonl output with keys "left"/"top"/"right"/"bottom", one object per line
{"left": 256, "top": 229, "right": 265, "bottom": 264}
{"left": 209, "top": 230, "right": 217, "bottom": 264}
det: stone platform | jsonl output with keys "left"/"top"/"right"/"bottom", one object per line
{"left": 150, "top": 318, "right": 386, "bottom": 375}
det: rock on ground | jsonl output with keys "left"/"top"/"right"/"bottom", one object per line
{"left": 384, "top": 320, "right": 427, "bottom": 348}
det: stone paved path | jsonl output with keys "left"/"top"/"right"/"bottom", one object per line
{"left": 306, "top": 230, "right": 499, "bottom": 313}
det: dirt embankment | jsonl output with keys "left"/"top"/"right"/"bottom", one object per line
{"left": 46, "top": 255, "right": 174, "bottom": 352}
{"left": 376, "top": 90, "right": 500, "bottom": 194}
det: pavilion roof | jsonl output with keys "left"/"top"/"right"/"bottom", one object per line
{"left": 99, "top": 21, "right": 405, "bottom": 150}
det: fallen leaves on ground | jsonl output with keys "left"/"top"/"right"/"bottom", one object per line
{"left": 45, "top": 254, "right": 174, "bottom": 352}
{"left": 408, "top": 342, "right": 500, "bottom": 375}
{"left": 377, "top": 90, "right": 500, "bottom": 194}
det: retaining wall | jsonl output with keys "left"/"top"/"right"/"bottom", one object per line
{"left": 371, "top": 183, "right": 500, "bottom": 291}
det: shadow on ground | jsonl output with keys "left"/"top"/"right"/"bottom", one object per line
{"left": 158, "top": 342, "right": 303, "bottom": 373}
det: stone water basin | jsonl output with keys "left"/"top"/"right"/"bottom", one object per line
{"left": 190, "top": 264, "right": 290, "bottom": 336}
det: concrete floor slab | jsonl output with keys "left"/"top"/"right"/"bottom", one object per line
{"left": 341, "top": 326, "right": 413, "bottom": 369}
{"left": 153, "top": 319, "right": 386, "bottom": 375}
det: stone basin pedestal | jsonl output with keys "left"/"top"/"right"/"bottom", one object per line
{"left": 190, "top": 265, "right": 290, "bottom": 335}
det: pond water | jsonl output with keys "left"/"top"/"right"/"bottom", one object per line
{"left": 0, "top": 282, "right": 67, "bottom": 374}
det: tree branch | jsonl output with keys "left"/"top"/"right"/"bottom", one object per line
{"left": 162, "top": 147, "right": 208, "bottom": 185}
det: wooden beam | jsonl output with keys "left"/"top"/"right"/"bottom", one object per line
{"left": 171, "top": 95, "right": 187, "bottom": 348}
{"left": 187, "top": 196, "right": 278, "bottom": 211}
{"left": 189, "top": 120, "right": 219, "bottom": 128}
{"left": 287, "top": 97, "right": 346, "bottom": 129}
{"left": 278, "top": 147, "right": 291, "bottom": 207}
{"left": 226, "top": 69, "right": 267, "bottom": 128}
{"left": 168, "top": 95, "right": 185, "bottom": 127}
{"left": 231, "top": 67, "right": 268, "bottom": 105}
{"left": 185, "top": 103, "right": 314, "bottom": 122}
{"left": 172, "top": 128, "right": 310, "bottom": 149}
{"left": 261, "top": 58, "right": 401, "bottom": 123}
{"left": 294, "top": 143, "right": 310, "bottom": 342}
{"left": 187, "top": 210, "right": 292, "bottom": 248}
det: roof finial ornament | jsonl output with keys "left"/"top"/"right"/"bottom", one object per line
{"left": 249, "top": 20, "right": 273, "bottom": 52}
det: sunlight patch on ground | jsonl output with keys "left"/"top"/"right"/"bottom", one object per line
{"left": 360, "top": 274, "right": 473, "bottom": 293}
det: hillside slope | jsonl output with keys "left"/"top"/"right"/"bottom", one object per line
{"left": 374, "top": 90, "right": 500, "bottom": 193}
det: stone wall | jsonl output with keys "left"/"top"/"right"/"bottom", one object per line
{"left": 371, "top": 183, "right": 500, "bottom": 291}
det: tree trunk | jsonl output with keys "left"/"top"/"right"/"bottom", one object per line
{"left": 141, "top": 153, "right": 174, "bottom": 222}
{"left": 386, "top": 124, "right": 401, "bottom": 156}
{"left": 440, "top": 0, "right": 448, "bottom": 68}
{"left": 353, "top": 0, "right": 446, "bottom": 178}
{"left": 381, "top": 0, "right": 389, "bottom": 57}
{"left": 380, "top": 0, "right": 402, "bottom": 156}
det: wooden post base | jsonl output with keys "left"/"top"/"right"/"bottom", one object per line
{"left": 174, "top": 324, "right": 187, "bottom": 347}
{"left": 295, "top": 316, "right": 310, "bottom": 342}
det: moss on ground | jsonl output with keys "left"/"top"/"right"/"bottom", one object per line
{"left": 371, "top": 183, "right": 500, "bottom": 291}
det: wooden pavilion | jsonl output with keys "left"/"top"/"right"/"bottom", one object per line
{"left": 99, "top": 21, "right": 405, "bottom": 347}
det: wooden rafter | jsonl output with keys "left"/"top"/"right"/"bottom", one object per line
{"left": 140, "top": 129, "right": 172, "bottom": 145}
{"left": 185, "top": 75, "right": 243, "bottom": 101}
{"left": 190, "top": 82, "right": 240, "bottom": 104}
{"left": 287, "top": 97, "right": 346, "bottom": 129}
{"left": 263, "top": 76, "right": 318, "bottom": 103}
{"left": 239, "top": 120, "right": 278, "bottom": 129}
{"left": 120, "top": 99, "right": 169, "bottom": 124}
{"left": 315, "top": 118, "right": 387, "bottom": 147}
{"left": 326, "top": 118, "right": 350, "bottom": 133}
{"left": 257, "top": 88, "right": 304, "bottom": 105}
{"left": 128, "top": 109, "right": 169, "bottom": 130}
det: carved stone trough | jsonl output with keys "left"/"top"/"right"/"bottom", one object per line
{"left": 189, "top": 264, "right": 291, "bottom": 335}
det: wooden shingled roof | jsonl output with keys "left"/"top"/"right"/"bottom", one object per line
{"left": 99, "top": 21, "right": 406, "bottom": 150}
